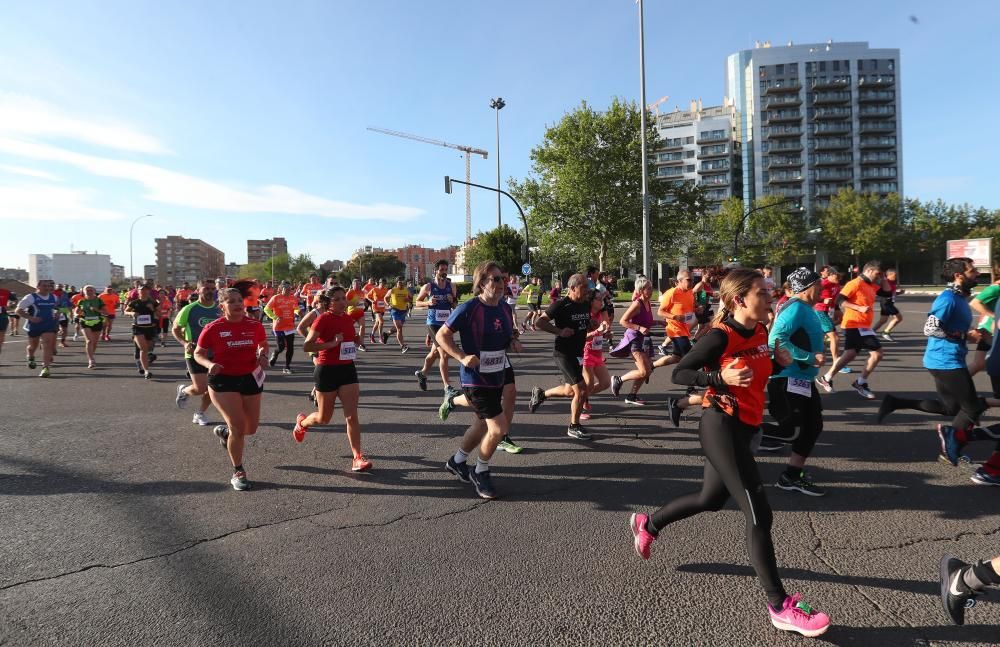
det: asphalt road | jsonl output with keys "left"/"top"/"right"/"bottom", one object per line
{"left": 1, "top": 294, "right": 998, "bottom": 646}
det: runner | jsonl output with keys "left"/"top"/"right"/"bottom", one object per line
{"left": 815, "top": 261, "right": 890, "bottom": 399}
{"left": 414, "top": 260, "right": 459, "bottom": 396}
{"left": 263, "top": 281, "right": 299, "bottom": 374}
{"left": 505, "top": 275, "right": 520, "bottom": 319}
{"left": 366, "top": 279, "right": 390, "bottom": 345}
{"left": 693, "top": 269, "right": 716, "bottom": 340}
{"left": 74, "top": 286, "right": 108, "bottom": 369}
{"left": 628, "top": 268, "right": 831, "bottom": 638}
{"left": 812, "top": 266, "right": 841, "bottom": 370}
{"left": 362, "top": 277, "right": 376, "bottom": 323}
{"left": 610, "top": 276, "right": 656, "bottom": 405}
{"left": 292, "top": 287, "right": 372, "bottom": 472}
{"left": 581, "top": 289, "right": 613, "bottom": 420}
{"left": 940, "top": 554, "right": 1000, "bottom": 625}
{"left": 0, "top": 285, "right": 10, "bottom": 363}
{"left": 966, "top": 272, "right": 1000, "bottom": 376}
{"left": 873, "top": 268, "right": 904, "bottom": 341}
{"left": 242, "top": 279, "right": 263, "bottom": 322}
{"left": 528, "top": 273, "right": 592, "bottom": 440}
{"left": 15, "top": 279, "right": 61, "bottom": 377}
{"left": 757, "top": 269, "right": 828, "bottom": 496}
{"left": 549, "top": 280, "right": 562, "bottom": 304}
{"left": 520, "top": 277, "right": 543, "bottom": 332}
{"left": 5, "top": 287, "right": 19, "bottom": 337}
{"left": 301, "top": 274, "right": 323, "bottom": 313}
{"left": 55, "top": 287, "right": 71, "bottom": 349}
{"left": 173, "top": 281, "right": 221, "bottom": 426}
{"left": 387, "top": 277, "right": 411, "bottom": 353}
{"left": 195, "top": 287, "right": 268, "bottom": 491}
{"left": 437, "top": 261, "right": 519, "bottom": 499}
{"left": 344, "top": 278, "right": 369, "bottom": 352}
{"left": 125, "top": 285, "right": 160, "bottom": 380}
{"left": 70, "top": 290, "right": 84, "bottom": 342}
{"left": 98, "top": 286, "right": 120, "bottom": 343}
{"left": 652, "top": 270, "right": 697, "bottom": 370}
{"left": 156, "top": 288, "right": 173, "bottom": 347}
{"left": 175, "top": 282, "right": 193, "bottom": 306}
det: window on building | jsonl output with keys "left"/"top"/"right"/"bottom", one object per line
{"left": 684, "top": 136, "right": 694, "bottom": 144}
{"left": 685, "top": 150, "right": 695, "bottom": 158}
{"left": 887, "top": 59, "right": 895, "bottom": 71}
{"left": 775, "top": 64, "right": 784, "bottom": 75}
{"left": 871, "top": 59, "right": 878, "bottom": 70}
{"left": 819, "top": 61, "right": 826, "bottom": 72}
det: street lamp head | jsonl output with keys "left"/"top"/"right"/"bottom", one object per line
{"left": 490, "top": 97, "right": 506, "bottom": 110}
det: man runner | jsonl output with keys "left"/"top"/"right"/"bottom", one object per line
{"left": 653, "top": 270, "right": 697, "bottom": 370}
{"left": 16, "top": 279, "right": 60, "bottom": 377}
{"left": 414, "top": 259, "right": 459, "bottom": 397}
{"left": 173, "top": 281, "right": 221, "bottom": 425}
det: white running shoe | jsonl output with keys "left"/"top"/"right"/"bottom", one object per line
{"left": 192, "top": 411, "right": 210, "bottom": 426}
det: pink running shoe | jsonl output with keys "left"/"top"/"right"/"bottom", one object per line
{"left": 768, "top": 593, "right": 830, "bottom": 637}
{"left": 293, "top": 413, "right": 308, "bottom": 443}
{"left": 629, "top": 513, "right": 655, "bottom": 560}
{"left": 580, "top": 412, "right": 592, "bottom": 421}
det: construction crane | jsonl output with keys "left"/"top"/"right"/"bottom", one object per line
{"left": 647, "top": 95, "right": 669, "bottom": 117}
{"left": 367, "top": 126, "right": 489, "bottom": 244}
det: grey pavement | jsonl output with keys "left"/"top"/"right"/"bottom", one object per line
{"left": 1, "top": 294, "right": 998, "bottom": 646}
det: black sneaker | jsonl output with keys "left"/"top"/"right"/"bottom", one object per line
{"left": 149, "top": 353, "right": 157, "bottom": 365}
{"left": 415, "top": 370, "right": 427, "bottom": 391}
{"left": 776, "top": 470, "right": 826, "bottom": 496}
{"left": 567, "top": 424, "right": 591, "bottom": 440}
{"left": 940, "top": 555, "right": 977, "bottom": 625}
{"left": 876, "top": 394, "right": 896, "bottom": 424}
{"left": 667, "top": 397, "right": 682, "bottom": 428}
{"left": 445, "top": 456, "right": 470, "bottom": 483}
{"left": 528, "top": 386, "right": 546, "bottom": 413}
{"left": 611, "top": 375, "right": 623, "bottom": 397}
{"left": 469, "top": 469, "right": 498, "bottom": 499}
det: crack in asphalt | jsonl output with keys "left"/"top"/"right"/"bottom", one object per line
{"left": 863, "top": 525, "right": 1000, "bottom": 552}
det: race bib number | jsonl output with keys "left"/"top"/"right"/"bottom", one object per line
{"left": 376, "top": 300, "right": 386, "bottom": 309}
{"left": 683, "top": 312, "right": 697, "bottom": 326}
{"left": 252, "top": 366, "right": 266, "bottom": 388}
{"left": 136, "top": 314, "right": 152, "bottom": 325}
{"left": 787, "top": 378, "right": 812, "bottom": 397}
{"left": 859, "top": 328, "right": 875, "bottom": 337}
{"left": 435, "top": 308, "right": 451, "bottom": 322}
{"left": 339, "top": 341, "right": 357, "bottom": 361}
{"left": 479, "top": 349, "right": 505, "bottom": 373}
{"left": 590, "top": 337, "right": 604, "bottom": 351}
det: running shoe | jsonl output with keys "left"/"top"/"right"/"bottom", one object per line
{"left": 839, "top": 366, "right": 852, "bottom": 374}
{"left": 528, "top": 386, "right": 546, "bottom": 413}
{"left": 579, "top": 411, "right": 592, "bottom": 421}
{"left": 939, "top": 555, "right": 977, "bottom": 625}
{"left": 369, "top": 333, "right": 376, "bottom": 344}
{"left": 39, "top": 367, "right": 50, "bottom": 378}
{"left": 230, "top": 470, "right": 250, "bottom": 491}
{"left": 415, "top": 370, "right": 428, "bottom": 391}
{"left": 175, "top": 384, "right": 189, "bottom": 409}
{"left": 269, "top": 351, "right": 279, "bottom": 367}
{"left": 611, "top": 375, "right": 623, "bottom": 398}
{"left": 87, "top": 361, "right": 96, "bottom": 370}
{"left": 567, "top": 424, "right": 591, "bottom": 440}
{"left": 624, "top": 394, "right": 646, "bottom": 406}
{"left": 136, "top": 361, "right": 144, "bottom": 374}
{"left": 937, "top": 424, "right": 965, "bottom": 466}
{"left": 282, "top": 367, "right": 292, "bottom": 375}
{"left": 72, "top": 333, "right": 78, "bottom": 341}
{"left": 814, "top": 375, "right": 834, "bottom": 393}
{"left": 293, "top": 413, "right": 308, "bottom": 443}
{"left": 876, "top": 394, "right": 896, "bottom": 424}
{"left": 144, "top": 370, "right": 153, "bottom": 380}
{"left": 851, "top": 379, "right": 875, "bottom": 399}
{"left": 439, "top": 392, "right": 456, "bottom": 421}
{"left": 357, "top": 343, "right": 367, "bottom": 352}
{"left": 27, "top": 357, "right": 36, "bottom": 369}
{"left": 759, "top": 438, "right": 785, "bottom": 452}
{"left": 629, "top": 512, "right": 655, "bottom": 560}
{"left": 497, "top": 437, "right": 524, "bottom": 454}
{"left": 970, "top": 466, "right": 1000, "bottom": 486}
{"left": 667, "top": 397, "right": 682, "bottom": 428}
{"left": 400, "top": 345, "right": 409, "bottom": 354}
{"left": 193, "top": 411, "right": 209, "bottom": 426}
{"left": 767, "top": 593, "right": 830, "bottom": 637}
{"left": 445, "top": 456, "right": 471, "bottom": 483}
{"left": 213, "top": 425, "right": 229, "bottom": 447}
{"left": 469, "top": 469, "right": 498, "bottom": 499}
{"left": 445, "top": 384, "right": 462, "bottom": 400}
{"left": 582, "top": 401, "right": 592, "bottom": 412}
{"left": 382, "top": 332, "right": 389, "bottom": 345}
{"left": 351, "top": 456, "right": 373, "bottom": 472}
{"left": 776, "top": 470, "right": 826, "bottom": 497}
{"left": 882, "top": 332, "right": 895, "bottom": 342}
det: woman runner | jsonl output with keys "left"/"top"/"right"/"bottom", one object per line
{"left": 125, "top": 285, "right": 160, "bottom": 379}
{"left": 292, "top": 287, "right": 372, "bottom": 472}
{"left": 581, "top": 290, "right": 612, "bottom": 420}
{"left": 628, "top": 269, "right": 831, "bottom": 638}
{"left": 74, "top": 286, "right": 108, "bottom": 369}
{"left": 610, "top": 276, "right": 656, "bottom": 405}
{"left": 264, "top": 281, "right": 299, "bottom": 374}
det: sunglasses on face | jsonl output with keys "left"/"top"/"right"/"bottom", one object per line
{"left": 487, "top": 275, "right": 504, "bottom": 283}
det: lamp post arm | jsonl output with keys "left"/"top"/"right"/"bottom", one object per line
{"left": 447, "top": 177, "right": 530, "bottom": 264}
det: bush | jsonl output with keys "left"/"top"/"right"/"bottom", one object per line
{"left": 617, "top": 278, "right": 635, "bottom": 293}
{"left": 454, "top": 281, "right": 474, "bottom": 300}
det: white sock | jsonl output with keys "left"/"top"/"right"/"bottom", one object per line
{"left": 857, "top": 376, "right": 868, "bottom": 385}
{"left": 475, "top": 458, "right": 489, "bottom": 473}
{"left": 453, "top": 449, "right": 469, "bottom": 464}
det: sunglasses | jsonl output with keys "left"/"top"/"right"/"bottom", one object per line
{"left": 487, "top": 275, "right": 504, "bottom": 283}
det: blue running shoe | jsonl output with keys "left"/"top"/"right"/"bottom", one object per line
{"left": 937, "top": 424, "right": 964, "bottom": 466}
{"left": 445, "top": 456, "right": 470, "bottom": 483}
{"left": 469, "top": 468, "right": 498, "bottom": 499}
{"left": 970, "top": 467, "right": 1000, "bottom": 486}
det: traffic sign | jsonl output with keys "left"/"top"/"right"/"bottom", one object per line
{"left": 521, "top": 263, "right": 532, "bottom": 275}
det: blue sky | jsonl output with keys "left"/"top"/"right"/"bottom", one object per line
{"left": 1, "top": 0, "right": 996, "bottom": 276}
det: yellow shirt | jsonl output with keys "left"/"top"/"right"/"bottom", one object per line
{"left": 388, "top": 287, "right": 411, "bottom": 311}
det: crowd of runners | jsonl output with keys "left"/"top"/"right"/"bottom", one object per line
{"left": 2, "top": 256, "right": 999, "bottom": 638}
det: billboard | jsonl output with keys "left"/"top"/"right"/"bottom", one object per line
{"left": 946, "top": 238, "right": 993, "bottom": 268}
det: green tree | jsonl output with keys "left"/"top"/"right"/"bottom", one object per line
{"left": 239, "top": 253, "right": 316, "bottom": 283}
{"left": 818, "top": 189, "right": 906, "bottom": 266}
{"left": 463, "top": 225, "right": 525, "bottom": 274}
{"left": 338, "top": 253, "right": 406, "bottom": 283}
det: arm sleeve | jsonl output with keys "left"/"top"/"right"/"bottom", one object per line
{"left": 923, "top": 315, "right": 949, "bottom": 339}
{"left": 768, "top": 306, "right": 813, "bottom": 363}
{"left": 174, "top": 303, "right": 191, "bottom": 331}
{"left": 671, "top": 329, "right": 727, "bottom": 388}
{"left": 16, "top": 295, "right": 33, "bottom": 312}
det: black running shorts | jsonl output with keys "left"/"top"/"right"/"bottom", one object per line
{"left": 844, "top": 328, "right": 882, "bottom": 352}
{"left": 554, "top": 352, "right": 584, "bottom": 385}
{"left": 186, "top": 357, "right": 208, "bottom": 375}
{"left": 208, "top": 373, "right": 263, "bottom": 395}
{"left": 463, "top": 386, "right": 504, "bottom": 420}
{"left": 314, "top": 363, "right": 359, "bottom": 392}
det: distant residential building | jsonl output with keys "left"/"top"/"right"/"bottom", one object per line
{"left": 392, "top": 245, "right": 460, "bottom": 281}
{"left": 110, "top": 264, "right": 125, "bottom": 282}
{"left": 28, "top": 252, "right": 111, "bottom": 287}
{"left": 155, "top": 235, "right": 225, "bottom": 285}
{"left": 247, "top": 237, "right": 288, "bottom": 265}
{"left": 225, "top": 262, "right": 242, "bottom": 279}
{"left": 143, "top": 265, "right": 158, "bottom": 281}
{"left": 0, "top": 267, "right": 29, "bottom": 282}
{"left": 453, "top": 240, "right": 474, "bottom": 277}
{"left": 320, "top": 259, "right": 345, "bottom": 274}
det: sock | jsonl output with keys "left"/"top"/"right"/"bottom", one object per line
{"left": 856, "top": 376, "right": 868, "bottom": 385}
{"left": 233, "top": 464, "right": 244, "bottom": 473}
{"left": 963, "top": 560, "right": 1000, "bottom": 592}
{"left": 644, "top": 517, "right": 659, "bottom": 537}
{"left": 954, "top": 427, "right": 969, "bottom": 445}
{"left": 475, "top": 458, "right": 489, "bottom": 473}
{"left": 453, "top": 449, "right": 469, "bottom": 464}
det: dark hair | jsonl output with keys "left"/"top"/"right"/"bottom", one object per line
{"left": 862, "top": 260, "right": 881, "bottom": 273}
{"left": 586, "top": 266, "right": 598, "bottom": 275}
{"left": 436, "top": 259, "right": 449, "bottom": 268}
{"left": 941, "top": 257, "right": 974, "bottom": 282}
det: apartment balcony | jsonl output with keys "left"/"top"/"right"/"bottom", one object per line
{"left": 858, "top": 90, "right": 895, "bottom": 103}
{"left": 812, "top": 107, "right": 852, "bottom": 120}
{"left": 660, "top": 141, "right": 684, "bottom": 151}
{"left": 859, "top": 76, "right": 895, "bottom": 88}
{"left": 763, "top": 81, "right": 802, "bottom": 95}
{"left": 860, "top": 136, "right": 896, "bottom": 149}
{"left": 763, "top": 96, "right": 802, "bottom": 109}
{"left": 656, "top": 167, "right": 686, "bottom": 178}
{"left": 698, "top": 163, "right": 729, "bottom": 174}
{"left": 765, "top": 126, "right": 803, "bottom": 139}
{"left": 767, "top": 141, "right": 804, "bottom": 153}
{"left": 765, "top": 187, "right": 804, "bottom": 198}
{"left": 860, "top": 167, "right": 897, "bottom": 180}
{"left": 815, "top": 169, "right": 853, "bottom": 181}
{"left": 859, "top": 106, "right": 896, "bottom": 118}
{"left": 768, "top": 172, "right": 804, "bottom": 184}
{"left": 763, "top": 110, "right": 802, "bottom": 126}
{"left": 766, "top": 157, "right": 803, "bottom": 169}
{"left": 860, "top": 152, "right": 897, "bottom": 165}
{"left": 814, "top": 137, "right": 852, "bottom": 150}
{"left": 812, "top": 91, "right": 851, "bottom": 105}
{"left": 861, "top": 181, "right": 899, "bottom": 193}
{"left": 813, "top": 154, "right": 852, "bottom": 166}
{"left": 704, "top": 189, "right": 732, "bottom": 201}
{"left": 655, "top": 154, "right": 685, "bottom": 165}
{"left": 697, "top": 146, "right": 729, "bottom": 159}
{"left": 696, "top": 133, "right": 730, "bottom": 145}
{"left": 814, "top": 122, "right": 852, "bottom": 135}
{"left": 699, "top": 175, "right": 730, "bottom": 187}
{"left": 814, "top": 183, "right": 851, "bottom": 197}
{"left": 859, "top": 121, "right": 896, "bottom": 134}
{"left": 811, "top": 78, "right": 851, "bottom": 90}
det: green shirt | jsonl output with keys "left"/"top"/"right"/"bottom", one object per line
{"left": 78, "top": 298, "right": 105, "bottom": 325}
{"left": 974, "top": 284, "right": 1000, "bottom": 331}
{"left": 174, "top": 301, "right": 220, "bottom": 358}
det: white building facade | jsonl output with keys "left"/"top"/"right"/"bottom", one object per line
{"left": 28, "top": 252, "right": 112, "bottom": 287}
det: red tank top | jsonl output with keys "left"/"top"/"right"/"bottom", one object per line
{"left": 701, "top": 321, "right": 772, "bottom": 427}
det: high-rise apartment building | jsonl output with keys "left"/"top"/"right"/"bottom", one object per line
{"left": 155, "top": 236, "right": 225, "bottom": 285}
{"left": 654, "top": 99, "right": 742, "bottom": 212}
{"left": 247, "top": 237, "right": 288, "bottom": 265}
{"left": 726, "top": 41, "right": 901, "bottom": 217}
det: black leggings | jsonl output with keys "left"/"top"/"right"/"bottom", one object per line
{"left": 891, "top": 368, "right": 985, "bottom": 430}
{"left": 762, "top": 378, "right": 823, "bottom": 457}
{"left": 275, "top": 334, "right": 295, "bottom": 368}
{"left": 649, "top": 407, "right": 787, "bottom": 607}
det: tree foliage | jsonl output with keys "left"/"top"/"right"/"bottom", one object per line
{"left": 818, "top": 189, "right": 906, "bottom": 262}
{"left": 462, "top": 225, "right": 525, "bottom": 275}
{"left": 685, "top": 196, "right": 810, "bottom": 267}
{"left": 241, "top": 253, "right": 318, "bottom": 283}
{"left": 337, "top": 253, "right": 406, "bottom": 284}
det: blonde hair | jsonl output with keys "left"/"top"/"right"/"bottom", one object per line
{"left": 634, "top": 276, "right": 651, "bottom": 294}
{"left": 472, "top": 261, "right": 502, "bottom": 296}
{"left": 711, "top": 268, "right": 762, "bottom": 326}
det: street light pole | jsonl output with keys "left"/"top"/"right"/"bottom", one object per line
{"left": 445, "top": 175, "right": 529, "bottom": 264}
{"left": 637, "top": 0, "right": 651, "bottom": 278}
{"left": 490, "top": 97, "right": 506, "bottom": 228}
{"left": 732, "top": 198, "right": 798, "bottom": 259}
{"left": 129, "top": 214, "right": 153, "bottom": 281}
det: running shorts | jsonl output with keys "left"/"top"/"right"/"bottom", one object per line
{"left": 314, "top": 363, "right": 359, "bottom": 392}
{"left": 815, "top": 311, "right": 835, "bottom": 334}
{"left": 27, "top": 327, "right": 57, "bottom": 338}
{"left": 844, "top": 328, "right": 882, "bottom": 352}
{"left": 880, "top": 301, "right": 900, "bottom": 317}
{"left": 554, "top": 352, "right": 584, "bottom": 385}
{"left": 208, "top": 373, "right": 263, "bottom": 396}
{"left": 81, "top": 321, "right": 103, "bottom": 332}
{"left": 273, "top": 329, "right": 295, "bottom": 338}
{"left": 976, "top": 330, "right": 993, "bottom": 353}
{"left": 105, "top": 314, "right": 116, "bottom": 320}
{"left": 527, "top": 303, "right": 539, "bottom": 312}
{"left": 462, "top": 386, "right": 504, "bottom": 420}
{"left": 132, "top": 326, "right": 158, "bottom": 340}
{"left": 391, "top": 308, "right": 407, "bottom": 322}
{"left": 186, "top": 357, "right": 208, "bottom": 375}
{"left": 427, "top": 324, "right": 443, "bottom": 345}
{"left": 504, "top": 365, "right": 515, "bottom": 386}
{"left": 58, "top": 319, "right": 69, "bottom": 329}
{"left": 667, "top": 336, "right": 693, "bottom": 357}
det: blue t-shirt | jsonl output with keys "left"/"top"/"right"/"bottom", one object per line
{"left": 768, "top": 298, "right": 824, "bottom": 381}
{"left": 923, "top": 288, "right": 971, "bottom": 370}
{"left": 445, "top": 297, "right": 513, "bottom": 388}
{"left": 18, "top": 293, "right": 60, "bottom": 333}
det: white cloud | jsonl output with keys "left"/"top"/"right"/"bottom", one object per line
{"left": 0, "top": 165, "right": 60, "bottom": 181}
{"left": 0, "top": 93, "right": 168, "bottom": 154}
{"left": 0, "top": 184, "right": 125, "bottom": 222}
{"left": 0, "top": 137, "right": 425, "bottom": 222}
